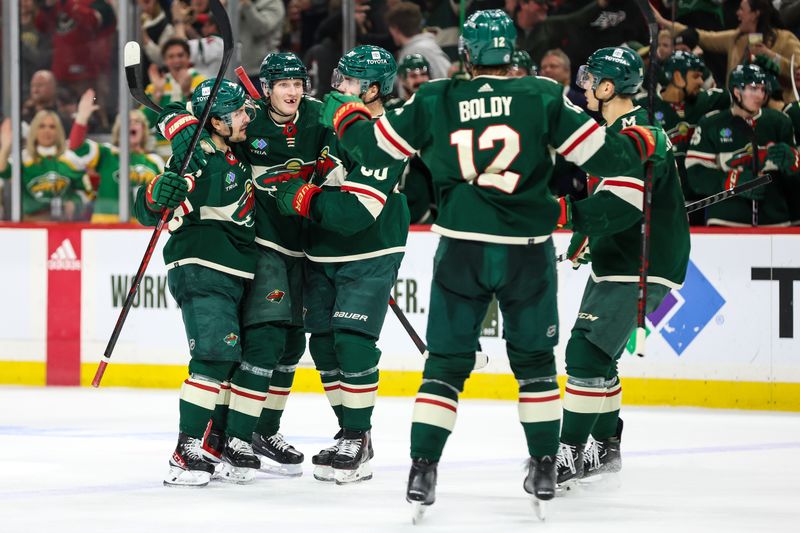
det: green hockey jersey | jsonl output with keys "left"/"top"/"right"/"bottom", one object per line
{"left": 637, "top": 89, "right": 729, "bottom": 197}
{"left": 686, "top": 107, "right": 797, "bottom": 226}
{"left": 782, "top": 101, "right": 800, "bottom": 222}
{"left": 0, "top": 149, "right": 88, "bottom": 217}
{"left": 72, "top": 140, "right": 164, "bottom": 221}
{"left": 572, "top": 106, "right": 690, "bottom": 288}
{"left": 303, "top": 119, "right": 410, "bottom": 262}
{"left": 335, "top": 76, "right": 653, "bottom": 244}
{"left": 134, "top": 143, "right": 257, "bottom": 278}
{"left": 245, "top": 96, "right": 344, "bottom": 256}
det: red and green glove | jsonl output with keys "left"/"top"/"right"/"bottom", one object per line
{"left": 566, "top": 232, "right": 590, "bottom": 270}
{"left": 275, "top": 177, "right": 322, "bottom": 218}
{"left": 724, "top": 167, "right": 766, "bottom": 201}
{"left": 320, "top": 92, "right": 371, "bottom": 137}
{"left": 556, "top": 196, "right": 573, "bottom": 230}
{"left": 158, "top": 105, "right": 215, "bottom": 176}
{"left": 725, "top": 147, "right": 769, "bottom": 170}
{"left": 765, "top": 143, "right": 800, "bottom": 174}
{"left": 619, "top": 125, "right": 668, "bottom": 163}
{"left": 145, "top": 171, "right": 190, "bottom": 211}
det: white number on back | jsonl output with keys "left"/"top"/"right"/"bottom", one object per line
{"left": 450, "top": 125, "right": 521, "bottom": 194}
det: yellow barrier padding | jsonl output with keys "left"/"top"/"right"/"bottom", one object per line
{"left": 0, "top": 361, "right": 798, "bottom": 412}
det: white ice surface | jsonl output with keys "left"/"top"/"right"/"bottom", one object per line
{"left": 2, "top": 387, "right": 799, "bottom": 532}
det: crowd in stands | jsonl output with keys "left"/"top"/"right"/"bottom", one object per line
{"left": 1, "top": 0, "right": 800, "bottom": 226}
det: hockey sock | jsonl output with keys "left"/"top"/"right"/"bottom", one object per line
{"left": 591, "top": 377, "right": 622, "bottom": 441}
{"left": 309, "top": 332, "right": 344, "bottom": 426}
{"left": 508, "top": 346, "right": 561, "bottom": 457}
{"left": 336, "top": 331, "right": 380, "bottom": 432}
{"left": 561, "top": 335, "right": 613, "bottom": 445}
{"left": 410, "top": 352, "right": 473, "bottom": 461}
{"left": 180, "top": 360, "right": 235, "bottom": 438}
{"left": 256, "top": 327, "right": 304, "bottom": 436}
{"left": 226, "top": 362, "right": 272, "bottom": 441}
{"left": 210, "top": 380, "right": 232, "bottom": 432}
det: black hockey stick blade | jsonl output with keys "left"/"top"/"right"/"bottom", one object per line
{"left": 124, "top": 42, "right": 161, "bottom": 113}
{"left": 93, "top": 0, "right": 234, "bottom": 387}
{"left": 685, "top": 174, "right": 772, "bottom": 214}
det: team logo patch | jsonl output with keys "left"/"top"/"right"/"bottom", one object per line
{"left": 720, "top": 127, "right": 733, "bottom": 142}
{"left": 654, "top": 111, "right": 664, "bottom": 122}
{"left": 251, "top": 138, "right": 268, "bottom": 150}
{"left": 266, "top": 289, "right": 285, "bottom": 303}
{"left": 226, "top": 172, "right": 236, "bottom": 185}
{"left": 223, "top": 333, "right": 239, "bottom": 347}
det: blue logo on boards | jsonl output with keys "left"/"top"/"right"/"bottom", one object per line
{"left": 641, "top": 260, "right": 726, "bottom": 355}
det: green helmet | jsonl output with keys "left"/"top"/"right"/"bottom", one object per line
{"left": 577, "top": 46, "right": 644, "bottom": 95}
{"left": 398, "top": 54, "right": 430, "bottom": 78}
{"left": 510, "top": 50, "right": 536, "bottom": 75}
{"left": 191, "top": 78, "right": 252, "bottom": 126}
{"left": 259, "top": 52, "right": 310, "bottom": 92}
{"left": 459, "top": 9, "right": 516, "bottom": 67}
{"left": 728, "top": 63, "right": 768, "bottom": 95}
{"left": 660, "top": 50, "right": 706, "bottom": 86}
{"left": 333, "top": 45, "right": 397, "bottom": 96}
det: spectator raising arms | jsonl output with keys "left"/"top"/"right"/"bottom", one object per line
{"left": 0, "top": 113, "right": 89, "bottom": 221}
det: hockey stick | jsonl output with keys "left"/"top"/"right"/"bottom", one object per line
{"left": 792, "top": 55, "right": 799, "bottom": 103}
{"left": 631, "top": 0, "right": 660, "bottom": 358}
{"left": 235, "top": 66, "right": 262, "bottom": 99}
{"left": 92, "top": 0, "right": 234, "bottom": 387}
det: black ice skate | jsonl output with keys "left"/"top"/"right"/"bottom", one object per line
{"left": 583, "top": 419, "right": 623, "bottom": 481}
{"left": 406, "top": 458, "right": 438, "bottom": 525}
{"left": 332, "top": 429, "right": 373, "bottom": 484}
{"left": 164, "top": 432, "right": 215, "bottom": 487}
{"left": 217, "top": 436, "right": 259, "bottom": 484}
{"left": 200, "top": 421, "right": 225, "bottom": 463}
{"left": 555, "top": 442, "right": 585, "bottom": 490}
{"left": 312, "top": 429, "right": 344, "bottom": 482}
{"left": 252, "top": 432, "right": 304, "bottom": 477}
{"left": 523, "top": 455, "right": 556, "bottom": 520}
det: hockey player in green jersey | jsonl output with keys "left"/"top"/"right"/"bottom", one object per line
{"left": 69, "top": 89, "right": 165, "bottom": 223}
{"left": 271, "top": 45, "right": 410, "bottom": 484}
{"left": 509, "top": 50, "right": 537, "bottom": 77}
{"left": 686, "top": 64, "right": 799, "bottom": 226}
{"left": 781, "top": 100, "right": 800, "bottom": 223}
{"left": 133, "top": 78, "right": 258, "bottom": 487}
{"left": 318, "top": 9, "right": 670, "bottom": 519}
{"left": 554, "top": 47, "right": 690, "bottom": 488}
{"left": 636, "top": 51, "right": 729, "bottom": 222}
{"left": 156, "top": 52, "right": 343, "bottom": 478}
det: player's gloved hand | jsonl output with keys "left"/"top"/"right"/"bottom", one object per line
{"left": 275, "top": 177, "right": 322, "bottom": 218}
{"left": 566, "top": 232, "right": 590, "bottom": 270}
{"left": 725, "top": 147, "right": 769, "bottom": 171}
{"left": 145, "top": 171, "right": 190, "bottom": 211}
{"left": 158, "top": 104, "right": 215, "bottom": 176}
{"left": 765, "top": 142, "right": 800, "bottom": 174}
{"left": 321, "top": 92, "right": 371, "bottom": 137}
{"left": 724, "top": 167, "right": 766, "bottom": 201}
{"left": 556, "top": 196, "right": 573, "bottom": 230}
{"left": 619, "top": 125, "right": 668, "bottom": 163}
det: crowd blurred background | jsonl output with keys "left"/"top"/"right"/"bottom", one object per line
{"left": 1, "top": 0, "right": 799, "bottom": 225}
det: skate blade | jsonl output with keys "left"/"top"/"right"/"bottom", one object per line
{"left": 257, "top": 456, "right": 303, "bottom": 477}
{"left": 530, "top": 497, "right": 548, "bottom": 521}
{"left": 215, "top": 463, "right": 257, "bottom": 485}
{"left": 333, "top": 462, "right": 373, "bottom": 485}
{"left": 313, "top": 465, "right": 335, "bottom": 482}
{"left": 163, "top": 467, "right": 211, "bottom": 488}
{"left": 555, "top": 478, "right": 581, "bottom": 496}
{"left": 410, "top": 501, "right": 428, "bottom": 525}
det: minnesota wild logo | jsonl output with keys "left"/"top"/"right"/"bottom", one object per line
{"left": 265, "top": 289, "right": 285, "bottom": 303}
{"left": 28, "top": 172, "right": 71, "bottom": 199}
{"left": 232, "top": 181, "right": 255, "bottom": 227}
{"left": 223, "top": 332, "right": 239, "bottom": 347}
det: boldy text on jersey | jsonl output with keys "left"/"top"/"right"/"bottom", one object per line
{"left": 458, "top": 96, "right": 512, "bottom": 123}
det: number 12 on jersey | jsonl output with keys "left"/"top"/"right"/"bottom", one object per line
{"left": 450, "top": 125, "right": 521, "bottom": 194}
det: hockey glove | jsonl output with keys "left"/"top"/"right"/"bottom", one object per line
{"left": 765, "top": 142, "right": 800, "bottom": 174}
{"left": 556, "top": 196, "right": 573, "bottom": 230}
{"left": 145, "top": 171, "right": 190, "bottom": 211}
{"left": 275, "top": 177, "right": 322, "bottom": 218}
{"left": 725, "top": 147, "right": 769, "bottom": 171}
{"left": 321, "top": 92, "right": 371, "bottom": 137}
{"left": 619, "top": 125, "right": 668, "bottom": 163}
{"left": 566, "top": 232, "right": 590, "bottom": 270}
{"left": 724, "top": 167, "right": 766, "bottom": 201}
{"left": 158, "top": 104, "right": 215, "bottom": 176}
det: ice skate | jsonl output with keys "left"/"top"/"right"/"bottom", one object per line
{"left": 163, "top": 432, "right": 215, "bottom": 488}
{"left": 312, "top": 429, "right": 344, "bottom": 481}
{"left": 523, "top": 455, "right": 556, "bottom": 520}
{"left": 582, "top": 419, "right": 623, "bottom": 486}
{"left": 200, "top": 421, "right": 225, "bottom": 463}
{"left": 555, "top": 442, "right": 584, "bottom": 492}
{"left": 252, "top": 432, "right": 304, "bottom": 477}
{"left": 217, "top": 436, "right": 259, "bottom": 484}
{"left": 406, "top": 458, "right": 437, "bottom": 525}
{"left": 332, "top": 429, "right": 373, "bottom": 484}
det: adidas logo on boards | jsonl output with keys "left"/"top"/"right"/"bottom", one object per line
{"left": 48, "top": 239, "right": 81, "bottom": 271}
{"left": 478, "top": 83, "right": 493, "bottom": 93}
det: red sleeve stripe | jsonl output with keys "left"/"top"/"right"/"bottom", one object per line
{"left": 341, "top": 184, "right": 386, "bottom": 205}
{"left": 376, "top": 117, "right": 414, "bottom": 158}
{"left": 603, "top": 179, "right": 644, "bottom": 192}
{"left": 559, "top": 121, "right": 601, "bottom": 157}
{"left": 686, "top": 153, "right": 716, "bottom": 162}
